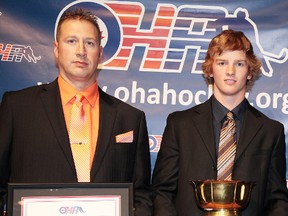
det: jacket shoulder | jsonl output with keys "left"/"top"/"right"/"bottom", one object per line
{"left": 247, "top": 104, "right": 284, "bottom": 127}
{"left": 168, "top": 100, "right": 210, "bottom": 120}
{"left": 3, "top": 79, "right": 57, "bottom": 96}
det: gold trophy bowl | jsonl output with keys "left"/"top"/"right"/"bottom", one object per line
{"left": 191, "top": 180, "right": 254, "bottom": 216}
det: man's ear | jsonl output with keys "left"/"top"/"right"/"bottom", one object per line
{"left": 98, "top": 46, "right": 104, "bottom": 63}
{"left": 54, "top": 41, "right": 59, "bottom": 59}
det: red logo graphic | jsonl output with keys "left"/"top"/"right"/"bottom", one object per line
{"left": 149, "top": 135, "right": 162, "bottom": 152}
{"left": 0, "top": 43, "right": 41, "bottom": 63}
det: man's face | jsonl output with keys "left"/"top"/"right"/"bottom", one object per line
{"left": 54, "top": 19, "right": 102, "bottom": 89}
{"left": 210, "top": 50, "right": 252, "bottom": 102}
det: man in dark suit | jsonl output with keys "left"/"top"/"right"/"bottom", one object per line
{"left": 0, "top": 8, "right": 152, "bottom": 216}
{"left": 152, "top": 30, "right": 288, "bottom": 215}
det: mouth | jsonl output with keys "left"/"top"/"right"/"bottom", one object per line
{"left": 74, "top": 61, "right": 88, "bottom": 67}
{"left": 225, "top": 79, "right": 236, "bottom": 85}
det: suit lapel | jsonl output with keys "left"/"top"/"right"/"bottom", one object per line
{"left": 192, "top": 100, "right": 263, "bottom": 167}
{"left": 192, "top": 99, "right": 217, "bottom": 166}
{"left": 91, "top": 89, "right": 117, "bottom": 179}
{"left": 39, "top": 79, "right": 76, "bottom": 171}
{"left": 235, "top": 105, "right": 262, "bottom": 162}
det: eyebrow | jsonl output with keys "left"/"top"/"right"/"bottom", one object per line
{"left": 64, "top": 35, "right": 98, "bottom": 40}
{"left": 214, "top": 59, "right": 247, "bottom": 62}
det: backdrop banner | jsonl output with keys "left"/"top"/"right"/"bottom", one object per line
{"left": 1, "top": 0, "right": 288, "bottom": 181}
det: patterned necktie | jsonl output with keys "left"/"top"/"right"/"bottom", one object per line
{"left": 69, "top": 94, "right": 91, "bottom": 182}
{"left": 217, "top": 112, "right": 236, "bottom": 180}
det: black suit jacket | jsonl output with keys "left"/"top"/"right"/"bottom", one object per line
{"left": 0, "top": 79, "right": 152, "bottom": 215}
{"left": 152, "top": 97, "right": 288, "bottom": 216}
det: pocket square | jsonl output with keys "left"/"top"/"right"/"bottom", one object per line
{"left": 115, "top": 131, "right": 134, "bottom": 143}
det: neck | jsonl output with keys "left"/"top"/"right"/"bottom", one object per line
{"left": 59, "top": 75, "right": 97, "bottom": 92}
{"left": 214, "top": 94, "right": 245, "bottom": 111}
{"left": 71, "top": 81, "right": 94, "bottom": 92}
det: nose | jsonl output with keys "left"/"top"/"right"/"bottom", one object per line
{"left": 226, "top": 63, "right": 235, "bottom": 76}
{"left": 76, "top": 42, "right": 86, "bottom": 58}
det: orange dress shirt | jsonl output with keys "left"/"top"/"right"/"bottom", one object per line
{"left": 58, "top": 76, "right": 99, "bottom": 167}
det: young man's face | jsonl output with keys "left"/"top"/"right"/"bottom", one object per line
{"left": 210, "top": 50, "right": 252, "bottom": 102}
{"left": 54, "top": 19, "right": 103, "bottom": 89}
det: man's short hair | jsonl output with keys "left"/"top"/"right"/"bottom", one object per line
{"left": 56, "top": 8, "right": 101, "bottom": 45}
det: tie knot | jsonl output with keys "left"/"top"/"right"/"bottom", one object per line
{"left": 227, "top": 112, "right": 234, "bottom": 120}
{"left": 73, "top": 94, "right": 85, "bottom": 107}
{"left": 75, "top": 94, "right": 84, "bottom": 102}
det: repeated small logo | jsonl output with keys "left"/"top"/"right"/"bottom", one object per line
{"left": 0, "top": 43, "right": 41, "bottom": 63}
{"left": 149, "top": 135, "right": 162, "bottom": 152}
{"left": 59, "top": 206, "right": 85, "bottom": 214}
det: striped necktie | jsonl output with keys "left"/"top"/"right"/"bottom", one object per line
{"left": 69, "top": 94, "right": 91, "bottom": 182}
{"left": 217, "top": 112, "right": 236, "bottom": 180}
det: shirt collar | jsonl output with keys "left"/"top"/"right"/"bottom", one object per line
{"left": 58, "top": 76, "right": 99, "bottom": 107}
{"left": 212, "top": 95, "right": 248, "bottom": 123}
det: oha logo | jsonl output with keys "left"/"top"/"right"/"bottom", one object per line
{"left": 59, "top": 206, "right": 85, "bottom": 214}
{"left": 149, "top": 135, "right": 162, "bottom": 152}
{"left": 0, "top": 43, "right": 41, "bottom": 63}
{"left": 59, "top": 0, "right": 288, "bottom": 77}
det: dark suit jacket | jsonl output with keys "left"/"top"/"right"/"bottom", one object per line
{"left": 152, "top": 97, "right": 288, "bottom": 216}
{"left": 0, "top": 79, "right": 152, "bottom": 215}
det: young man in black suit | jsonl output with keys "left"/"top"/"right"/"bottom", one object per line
{"left": 0, "top": 8, "right": 152, "bottom": 216}
{"left": 152, "top": 29, "right": 288, "bottom": 215}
